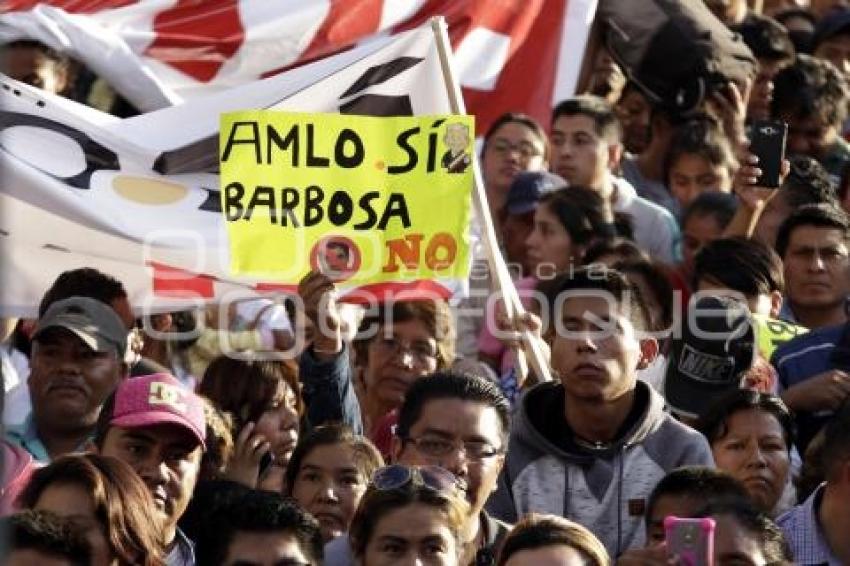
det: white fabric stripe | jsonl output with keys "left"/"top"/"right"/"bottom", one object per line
{"left": 552, "top": 0, "right": 598, "bottom": 105}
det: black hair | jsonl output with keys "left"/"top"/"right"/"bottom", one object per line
{"left": 775, "top": 203, "right": 850, "bottom": 258}
{"left": 582, "top": 237, "right": 646, "bottom": 266}
{"left": 482, "top": 112, "right": 549, "bottom": 159}
{"left": 780, "top": 155, "right": 838, "bottom": 208}
{"left": 772, "top": 54, "right": 849, "bottom": 127}
{"left": 821, "top": 399, "right": 850, "bottom": 481}
{"left": 614, "top": 258, "right": 675, "bottom": 333}
{"left": 537, "top": 186, "right": 612, "bottom": 253}
{"left": 195, "top": 490, "right": 324, "bottom": 566}
{"left": 693, "top": 237, "right": 785, "bottom": 296}
{"left": 696, "top": 389, "right": 796, "bottom": 453}
{"left": 663, "top": 116, "right": 736, "bottom": 186}
{"left": 544, "top": 266, "right": 651, "bottom": 332}
{"left": 681, "top": 192, "right": 739, "bottom": 230}
{"left": 694, "top": 500, "right": 792, "bottom": 563}
{"left": 326, "top": 240, "right": 350, "bottom": 259}
{"left": 645, "top": 466, "right": 750, "bottom": 529}
{"left": 38, "top": 268, "right": 128, "bottom": 319}
{"left": 396, "top": 370, "right": 511, "bottom": 445}
{"left": 551, "top": 95, "right": 621, "bottom": 142}
{"left": 734, "top": 13, "right": 795, "bottom": 62}
{"left": 284, "top": 424, "right": 383, "bottom": 497}
{"left": 2, "top": 510, "right": 92, "bottom": 566}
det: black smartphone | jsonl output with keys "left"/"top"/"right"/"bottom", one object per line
{"left": 258, "top": 451, "right": 274, "bottom": 479}
{"left": 748, "top": 120, "right": 788, "bottom": 188}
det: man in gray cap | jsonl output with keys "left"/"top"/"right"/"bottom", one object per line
{"left": 6, "top": 296, "right": 128, "bottom": 462}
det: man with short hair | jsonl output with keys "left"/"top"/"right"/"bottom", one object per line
{"left": 324, "top": 370, "right": 512, "bottom": 566}
{"left": 772, "top": 54, "right": 850, "bottom": 183}
{"left": 769, "top": 205, "right": 850, "bottom": 453}
{"left": 5, "top": 267, "right": 171, "bottom": 428}
{"left": 2, "top": 510, "right": 92, "bottom": 566}
{"left": 6, "top": 297, "right": 128, "bottom": 462}
{"left": 549, "top": 95, "right": 680, "bottom": 263}
{"left": 752, "top": 155, "right": 838, "bottom": 248}
{"left": 777, "top": 400, "right": 850, "bottom": 565}
{"left": 812, "top": 7, "right": 850, "bottom": 85}
{"left": 734, "top": 13, "right": 795, "bottom": 122}
{"left": 197, "top": 490, "right": 324, "bottom": 566}
{"left": 617, "top": 466, "right": 750, "bottom": 564}
{"left": 775, "top": 204, "right": 850, "bottom": 328}
{"left": 693, "top": 237, "right": 785, "bottom": 317}
{"left": 92, "top": 372, "right": 206, "bottom": 566}
{"left": 488, "top": 268, "right": 714, "bottom": 556}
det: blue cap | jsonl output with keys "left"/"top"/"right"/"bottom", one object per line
{"left": 814, "top": 7, "right": 850, "bottom": 49}
{"left": 505, "top": 171, "right": 566, "bottom": 215}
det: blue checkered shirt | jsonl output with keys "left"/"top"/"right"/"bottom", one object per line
{"left": 776, "top": 483, "right": 841, "bottom": 566}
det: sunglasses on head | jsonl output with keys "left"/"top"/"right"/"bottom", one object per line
{"left": 371, "top": 464, "right": 465, "bottom": 494}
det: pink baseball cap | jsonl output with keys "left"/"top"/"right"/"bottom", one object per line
{"left": 110, "top": 373, "right": 206, "bottom": 450}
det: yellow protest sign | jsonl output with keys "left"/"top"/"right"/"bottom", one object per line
{"left": 220, "top": 112, "right": 474, "bottom": 289}
{"left": 752, "top": 314, "right": 808, "bottom": 359}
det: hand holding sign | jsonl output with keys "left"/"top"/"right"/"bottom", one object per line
{"left": 298, "top": 270, "right": 343, "bottom": 359}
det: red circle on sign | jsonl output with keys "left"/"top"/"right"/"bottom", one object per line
{"left": 310, "top": 236, "right": 361, "bottom": 283}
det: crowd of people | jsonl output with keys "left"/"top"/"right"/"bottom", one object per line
{"left": 5, "top": 0, "right": 850, "bottom": 564}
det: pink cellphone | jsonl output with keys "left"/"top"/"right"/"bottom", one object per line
{"left": 663, "top": 516, "right": 715, "bottom": 566}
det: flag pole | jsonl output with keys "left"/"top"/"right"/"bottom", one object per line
{"left": 429, "top": 16, "right": 552, "bottom": 383}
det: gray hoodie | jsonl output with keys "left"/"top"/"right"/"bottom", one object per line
{"left": 486, "top": 380, "right": 713, "bottom": 557}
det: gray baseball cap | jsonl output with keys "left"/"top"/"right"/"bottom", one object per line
{"left": 34, "top": 296, "right": 128, "bottom": 359}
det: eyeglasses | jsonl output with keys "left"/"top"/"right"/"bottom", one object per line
{"left": 489, "top": 139, "right": 544, "bottom": 159}
{"left": 374, "top": 336, "right": 438, "bottom": 366}
{"left": 371, "top": 464, "right": 465, "bottom": 494}
{"left": 404, "top": 435, "right": 504, "bottom": 461}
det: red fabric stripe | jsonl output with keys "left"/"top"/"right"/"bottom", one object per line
{"left": 298, "top": 0, "right": 384, "bottom": 64}
{"left": 253, "top": 280, "right": 453, "bottom": 303}
{"left": 0, "top": 0, "right": 135, "bottom": 13}
{"left": 150, "top": 262, "right": 215, "bottom": 298}
{"left": 391, "top": 0, "right": 557, "bottom": 137}
{"left": 339, "top": 279, "right": 453, "bottom": 304}
{"left": 254, "top": 283, "right": 298, "bottom": 294}
{"left": 144, "top": 0, "right": 244, "bottom": 82}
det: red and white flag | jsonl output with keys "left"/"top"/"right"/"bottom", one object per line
{"left": 0, "top": 0, "right": 596, "bottom": 136}
{"left": 0, "top": 23, "right": 468, "bottom": 314}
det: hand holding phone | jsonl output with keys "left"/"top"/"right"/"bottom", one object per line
{"left": 664, "top": 516, "right": 715, "bottom": 566}
{"left": 223, "top": 421, "right": 271, "bottom": 488}
{"left": 747, "top": 120, "right": 788, "bottom": 188}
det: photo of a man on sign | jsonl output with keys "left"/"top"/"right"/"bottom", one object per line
{"left": 441, "top": 122, "right": 472, "bottom": 174}
{"left": 312, "top": 237, "right": 359, "bottom": 282}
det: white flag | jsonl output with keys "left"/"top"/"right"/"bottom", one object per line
{"left": 0, "top": 24, "right": 460, "bottom": 315}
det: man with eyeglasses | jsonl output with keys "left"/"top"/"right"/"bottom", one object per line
{"left": 324, "top": 370, "right": 511, "bottom": 566}
{"left": 298, "top": 271, "right": 455, "bottom": 441}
